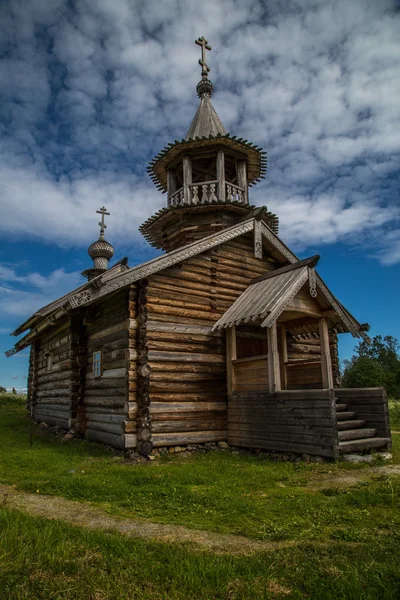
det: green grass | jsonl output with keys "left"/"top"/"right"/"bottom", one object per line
{"left": 389, "top": 398, "right": 400, "bottom": 429}
{"left": 1, "top": 393, "right": 400, "bottom": 598}
{"left": 0, "top": 393, "right": 400, "bottom": 543}
{"left": 1, "top": 506, "right": 400, "bottom": 600}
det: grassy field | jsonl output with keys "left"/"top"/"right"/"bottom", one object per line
{"left": 1, "top": 393, "right": 400, "bottom": 599}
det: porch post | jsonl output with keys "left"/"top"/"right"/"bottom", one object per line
{"left": 267, "top": 322, "right": 281, "bottom": 393}
{"left": 226, "top": 325, "right": 237, "bottom": 396}
{"left": 167, "top": 169, "right": 177, "bottom": 206}
{"left": 183, "top": 155, "right": 192, "bottom": 204}
{"left": 319, "top": 317, "right": 333, "bottom": 389}
{"left": 279, "top": 325, "right": 288, "bottom": 390}
{"left": 217, "top": 149, "right": 226, "bottom": 202}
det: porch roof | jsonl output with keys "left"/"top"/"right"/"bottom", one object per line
{"left": 211, "top": 256, "right": 369, "bottom": 340}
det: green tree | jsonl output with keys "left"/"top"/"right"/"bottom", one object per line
{"left": 342, "top": 335, "right": 400, "bottom": 398}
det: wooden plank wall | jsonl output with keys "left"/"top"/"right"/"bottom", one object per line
{"left": 146, "top": 235, "right": 276, "bottom": 447}
{"left": 32, "top": 319, "right": 74, "bottom": 429}
{"left": 335, "top": 388, "right": 391, "bottom": 446}
{"left": 286, "top": 333, "right": 340, "bottom": 389}
{"left": 232, "top": 356, "right": 268, "bottom": 393}
{"left": 228, "top": 390, "right": 339, "bottom": 457}
{"left": 83, "top": 290, "right": 133, "bottom": 449}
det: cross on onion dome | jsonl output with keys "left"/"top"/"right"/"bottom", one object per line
{"left": 96, "top": 206, "right": 110, "bottom": 239}
{"left": 195, "top": 36, "right": 211, "bottom": 78}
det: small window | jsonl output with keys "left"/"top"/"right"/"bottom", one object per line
{"left": 93, "top": 350, "right": 102, "bottom": 378}
{"left": 46, "top": 353, "right": 53, "bottom": 372}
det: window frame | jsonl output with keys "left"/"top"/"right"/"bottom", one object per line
{"left": 93, "top": 350, "right": 103, "bottom": 378}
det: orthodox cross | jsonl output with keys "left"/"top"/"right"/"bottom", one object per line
{"left": 195, "top": 36, "right": 211, "bottom": 77}
{"left": 96, "top": 206, "right": 110, "bottom": 238}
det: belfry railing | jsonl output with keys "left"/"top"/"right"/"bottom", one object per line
{"left": 168, "top": 180, "right": 246, "bottom": 207}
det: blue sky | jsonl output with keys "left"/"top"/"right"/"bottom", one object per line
{"left": 1, "top": 0, "right": 399, "bottom": 390}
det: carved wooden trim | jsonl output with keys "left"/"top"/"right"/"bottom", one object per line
{"left": 254, "top": 219, "right": 263, "bottom": 258}
{"left": 260, "top": 222, "right": 297, "bottom": 264}
{"left": 69, "top": 219, "right": 255, "bottom": 308}
{"left": 261, "top": 268, "right": 309, "bottom": 328}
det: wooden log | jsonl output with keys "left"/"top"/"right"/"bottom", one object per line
{"left": 32, "top": 414, "right": 69, "bottom": 429}
{"left": 150, "top": 372, "right": 225, "bottom": 382}
{"left": 84, "top": 397, "right": 125, "bottom": 408}
{"left": 148, "top": 340, "right": 224, "bottom": 353}
{"left": 88, "top": 319, "right": 137, "bottom": 342}
{"left": 152, "top": 430, "right": 227, "bottom": 447}
{"left": 85, "top": 406, "right": 125, "bottom": 415}
{"left": 151, "top": 401, "right": 227, "bottom": 413}
{"left": 85, "top": 429, "right": 124, "bottom": 448}
{"left": 152, "top": 419, "right": 226, "bottom": 433}
{"left": 146, "top": 320, "right": 222, "bottom": 336}
{"left": 148, "top": 351, "right": 225, "bottom": 364}
{"left": 86, "top": 368, "right": 126, "bottom": 379}
{"left": 34, "top": 396, "right": 70, "bottom": 405}
{"left": 37, "top": 359, "right": 73, "bottom": 376}
{"left": 85, "top": 378, "right": 127, "bottom": 390}
{"left": 84, "top": 388, "right": 126, "bottom": 397}
{"left": 85, "top": 421, "right": 124, "bottom": 435}
{"left": 34, "top": 408, "right": 71, "bottom": 421}
{"left": 150, "top": 393, "right": 226, "bottom": 403}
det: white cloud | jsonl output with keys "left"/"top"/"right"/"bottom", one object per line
{"left": 0, "top": 0, "right": 399, "bottom": 262}
{"left": 0, "top": 265, "right": 82, "bottom": 317}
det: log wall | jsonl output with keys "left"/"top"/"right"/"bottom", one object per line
{"left": 146, "top": 235, "right": 276, "bottom": 447}
{"left": 83, "top": 289, "right": 133, "bottom": 449}
{"left": 228, "top": 389, "right": 339, "bottom": 457}
{"left": 32, "top": 318, "right": 75, "bottom": 429}
{"left": 286, "top": 333, "right": 340, "bottom": 390}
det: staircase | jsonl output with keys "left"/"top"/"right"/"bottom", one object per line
{"left": 336, "top": 402, "right": 389, "bottom": 453}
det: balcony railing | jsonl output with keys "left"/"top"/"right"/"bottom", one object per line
{"left": 226, "top": 182, "right": 245, "bottom": 203}
{"left": 168, "top": 180, "right": 246, "bottom": 207}
{"left": 189, "top": 180, "right": 218, "bottom": 204}
{"left": 169, "top": 187, "right": 184, "bottom": 207}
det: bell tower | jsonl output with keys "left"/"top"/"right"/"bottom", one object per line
{"left": 140, "top": 37, "right": 278, "bottom": 252}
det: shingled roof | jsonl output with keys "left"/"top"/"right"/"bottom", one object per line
{"left": 185, "top": 94, "right": 227, "bottom": 140}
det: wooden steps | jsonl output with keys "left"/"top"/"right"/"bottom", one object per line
{"left": 337, "top": 419, "right": 366, "bottom": 431}
{"left": 339, "top": 437, "right": 390, "bottom": 453}
{"left": 338, "top": 428, "right": 376, "bottom": 441}
{"left": 335, "top": 398, "right": 389, "bottom": 454}
{"left": 337, "top": 411, "right": 357, "bottom": 421}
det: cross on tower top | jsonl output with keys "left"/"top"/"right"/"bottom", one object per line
{"left": 195, "top": 36, "right": 211, "bottom": 78}
{"left": 96, "top": 206, "right": 110, "bottom": 238}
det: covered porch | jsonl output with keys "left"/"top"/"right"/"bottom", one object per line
{"left": 213, "top": 256, "right": 392, "bottom": 458}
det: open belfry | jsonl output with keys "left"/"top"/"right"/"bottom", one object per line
{"left": 7, "top": 38, "right": 391, "bottom": 458}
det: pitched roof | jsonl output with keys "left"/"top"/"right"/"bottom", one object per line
{"left": 185, "top": 95, "right": 227, "bottom": 140}
{"left": 7, "top": 218, "right": 297, "bottom": 356}
{"left": 212, "top": 256, "right": 368, "bottom": 340}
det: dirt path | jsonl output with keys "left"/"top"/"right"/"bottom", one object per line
{"left": 0, "top": 483, "right": 293, "bottom": 555}
{"left": 306, "top": 464, "right": 400, "bottom": 489}
{"left": 1, "top": 464, "right": 399, "bottom": 554}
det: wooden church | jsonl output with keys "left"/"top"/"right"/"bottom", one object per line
{"left": 6, "top": 38, "right": 391, "bottom": 458}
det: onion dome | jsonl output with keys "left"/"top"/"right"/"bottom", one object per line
{"left": 82, "top": 207, "right": 115, "bottom": 281}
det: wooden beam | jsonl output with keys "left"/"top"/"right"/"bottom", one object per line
{"left": 226, "top": 325, "right": 237, "bottom": 396}
{"left": 217, "top": 149, "right": 226, "bottom": 202}
{"left": 267, "top": 323, "right": 281, "bottom": 393}
{"left": 237, "top": 160, "right": 247, "bottom": 203}
{"left": 319, "top": 318, "right": 333, "bottom": 389}
{"left": 183, "top": 155, "right": 192, "bottom": 204}
{"left": 167, "top": 169, "right": 177, "bottom": 205}
{"left": 279, "top": 325, "right": 288, "bottom": 391}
